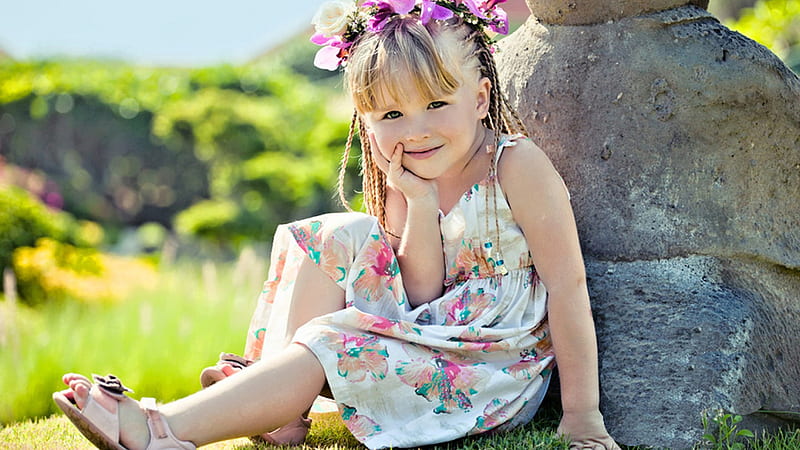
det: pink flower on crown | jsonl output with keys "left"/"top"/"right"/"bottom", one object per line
{"left": 311, "top": 33, "right": 352, "bottom": 71}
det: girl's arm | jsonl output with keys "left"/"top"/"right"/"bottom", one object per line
{"left": 373, "top": 137, "right": 445, "bottom": 306}
{"left": 385, "top": 184, "right": 445, "bottom": 306}
{"left": 499, "top": 140, "right": 616, "bottom": 445}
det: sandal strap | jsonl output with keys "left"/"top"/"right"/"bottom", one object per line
{"left": 141, "top": 398, "right": 196, "bottom": 450}
{"left": 81, "top": 384, "right": 122, "bottom": 443}
{"left": 217, "top": 352, "right": 253, "bottom": 371}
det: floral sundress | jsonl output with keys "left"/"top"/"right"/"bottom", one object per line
{"left": 243, "top": 135, "right": 555, "bottom": 449}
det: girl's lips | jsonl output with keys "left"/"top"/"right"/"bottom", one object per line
{"left": 403, "top": 145, "right": 441, "bottom": 160}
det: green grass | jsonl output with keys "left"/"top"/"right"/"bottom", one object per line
{"left": 0, "top": 411, "right": 570, "bottom": 449}
{"left": 3, "top": 412, "right": 800, "bottom": 449}
{"left": 0, "top": 257, "right": 264, "bottom": 424}
{"left": 1, "top": 256, "right": 799, "bottom": 449}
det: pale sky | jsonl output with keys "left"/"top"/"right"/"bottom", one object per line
{"left": 0, "top": 0, "right": 328, "bottom": 66}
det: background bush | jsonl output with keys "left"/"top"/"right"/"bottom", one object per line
{"left": 0, "top": 186, "right": 77, "bottom": 274}
{"left": 12, "top": 237, "right": 157, "bottom": 305}
{"left": 725, "top": 0, "right": 800, "bottom": 72}
{"left": 0, "top": 41, "right": 358, "bottom": 249}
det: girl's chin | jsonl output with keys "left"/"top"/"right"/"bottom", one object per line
{"left": 404, "top": 166, "right": 437, "bottom": 180}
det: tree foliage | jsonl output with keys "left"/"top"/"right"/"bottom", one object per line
{"left": 725, "top": 0, "right": 800, "bottom": 72}
{"left": 0, "top": 45, "right": 358, "bottom": 246}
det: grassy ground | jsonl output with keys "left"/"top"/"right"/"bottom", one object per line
{"left": 3, "top": 411, "right": 800, "bottom": 449}
{"left": 1, "top": 256, "right": 798, "bottom": 449}
{"left": 2, "top": 410, "right": 572, "bottom": 450}
{"left": 0, "top": 256, "right": 263, "bottom": 423}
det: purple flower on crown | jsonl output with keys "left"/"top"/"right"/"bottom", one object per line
{"left": 461, "top": 0, "right": 508, "bottom": 34}
{"left": 310, "top": 0, "right": 510, "bottom": 71}
{"left": 419, "top": 0, "right": 455, "bottom": 24}
{"left": 363, "top": 0, "right": 414, "bottom": 32}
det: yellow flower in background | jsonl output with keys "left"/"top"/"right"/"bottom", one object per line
{"left": 12, "top": 238, "right": 157, "bottom": 305}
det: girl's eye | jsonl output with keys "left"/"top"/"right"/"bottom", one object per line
{"left": 428, "top": 101, "right": 447, "bottom": 109}
{"left": 383, "top": 111, "right": 402, "bottom": 120}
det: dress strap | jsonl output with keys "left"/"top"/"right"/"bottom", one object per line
{"left": 494, "top": 133, "right": 527, "bottom": 165}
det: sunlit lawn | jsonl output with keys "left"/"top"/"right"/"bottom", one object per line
{"left": 0, "top": 252, "right": 266, "bottom": 424}
{"left": 1, "top": 252, "right": 799, "bottom": 449}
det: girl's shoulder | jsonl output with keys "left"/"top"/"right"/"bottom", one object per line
{"left": 496, "top": 135, "right": 570, "bottom": 204}
{"left": 496, "top": 135, "right": 553, "bottom": 179}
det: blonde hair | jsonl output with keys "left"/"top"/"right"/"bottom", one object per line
{"left": 336, "top": 16, "right": 527, "bottom": 233}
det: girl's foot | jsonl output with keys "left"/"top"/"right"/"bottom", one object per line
{"left": 199, "top": 353, "right": 252, "bottom": 388}
{"left": 200, "top": 353, "right": 312, "bottom": 446}
{"left": 252, "top": 416, "right": 313, "bottom": 446}
{"left": 54, "top": 373, "right": 194, "bottom": 450}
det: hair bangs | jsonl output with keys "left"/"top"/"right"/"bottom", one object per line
{"left": 347, "top": 18, "right": 463, "bottom": 113}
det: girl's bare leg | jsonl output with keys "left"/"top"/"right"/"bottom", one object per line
{"left": 164, "top": 344, "right": 326, "bottom": 446}
{"left": 63, "top": 344, "right": 325, "bottom": 449}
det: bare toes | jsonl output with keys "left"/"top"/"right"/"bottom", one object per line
{"left": 220, "top": 363, "right": 236, "bottom": 377}
{"left": 62, "top": 372, "right": 89, "bottom": 385}
{"left": 67, "top": 378, "right": 92, "bottom": 409}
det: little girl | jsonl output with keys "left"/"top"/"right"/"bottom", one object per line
{"left": 54, "top": 1, "right": 619, "bottom": 449}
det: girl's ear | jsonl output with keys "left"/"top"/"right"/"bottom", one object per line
{"left": 476, "top": 77, "right": 492, "bottom": 119}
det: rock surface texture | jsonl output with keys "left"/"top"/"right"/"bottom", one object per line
{"left": 496, "top": 1, "right": 800, "bottom": 448}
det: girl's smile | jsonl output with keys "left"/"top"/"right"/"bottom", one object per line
{"left": 403, "top": 145, "right": 442, "bottom": 160}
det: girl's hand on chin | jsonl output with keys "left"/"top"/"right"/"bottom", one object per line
{"left": 370, "top": 134, "right": 438, "bottom": 207}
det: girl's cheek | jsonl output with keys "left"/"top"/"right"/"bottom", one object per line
{"left": 371, "top": 128, "right": 394, "bottom": 158}
{"left": 378, "top": 138, "right": 394, "bottom": 159}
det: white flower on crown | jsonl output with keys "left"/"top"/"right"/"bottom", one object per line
{"left": 312, "top": 0, "right": 357, "bottom": 38}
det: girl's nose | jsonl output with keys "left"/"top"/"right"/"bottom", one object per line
{"left": 405, "top": 119, "right": 431, "bottom": 142}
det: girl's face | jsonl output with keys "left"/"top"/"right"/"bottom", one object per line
{"left": 361, "top": 74, "right": 492, "bottom": 181}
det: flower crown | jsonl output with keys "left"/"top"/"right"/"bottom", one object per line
{"left": 310, "top": 0, "right": 509, "bottom": 71}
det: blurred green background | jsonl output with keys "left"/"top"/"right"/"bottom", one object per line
{"left": 0, "top": 0, "right": 798, "bottom": 426}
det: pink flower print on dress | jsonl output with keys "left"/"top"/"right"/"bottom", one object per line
{"left": 318, "top": 237, "right": 349, "bottom": 284}
{"left": 395, "top": 345, "right": 487, "bottom": 414}
{"left": 462, "top": 183, "right": 477, "bottom": 202}
{"left": 502, "top": 322, "right": 554, "bottom": 379}
{"left": 244, "top": 327, "right": 267, "bottom": 360}
{"left": 531, "top": 320, "right": 553, "bottom": 355}
{"left": 335, "top": 333, "right": 390, "bottom": 382}
{"left": 455, "top": 326, "right": 510, "bottom": 352}
{"left": 353, "top": 234, "right": 401, "bottom": 303}
{"left": 340, "top": 405, "right": 382, "bottom": 440}
{"left": 447, "top": 240, "right": 494, "bottom": 282}
{"left": 290, "top": 220, "right": 324, "bottom": 263}
{"left": 502, "top": 347, "right": 552, "bottom": 381}
{"left": 259, "top": 250, "right": 287, "bottom": 305}
{"left": 290, "top": 221, "right": 350, "bottom": 283}
{"left": 356, "top": 312, "right": 423, "bottom": 337}
{"left": 469, "top": 398, "right": 511, "bottom": 434}
{"left": 438, "top": 287, "right": 495, "bottom": 326}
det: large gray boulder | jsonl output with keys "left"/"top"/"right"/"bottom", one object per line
{"left": 496, "top": 1, "right": 800, "bottom": 447}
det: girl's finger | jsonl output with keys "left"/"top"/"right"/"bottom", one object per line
{"left": 388, "top": 142, "right": 404, "bottom": 175}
